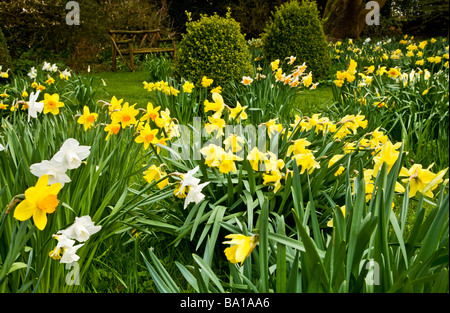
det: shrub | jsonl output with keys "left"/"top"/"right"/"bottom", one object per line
{"left": 261, "top": 0, "right": 331, "bottom": 80}
{"left": 0, "top": 27, "right": 13, "bottom": 70}
{"left": 174, "top": 10, "right": 252, "bottom": 88}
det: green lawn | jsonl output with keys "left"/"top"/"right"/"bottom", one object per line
{"left": 89, "top": 70, "right": 152, "bottom": 107}
{"left": 293, "top": 85, "right": 334, "bottom": 116}
{"left": 87, "top": 69, "right": 335, "bottom": 115}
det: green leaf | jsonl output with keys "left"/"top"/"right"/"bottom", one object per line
{"left": 192, "top": 254, "right": 225, "bottom": 293}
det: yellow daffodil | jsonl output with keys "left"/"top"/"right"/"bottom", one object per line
{"left": 286, "top": 138, "right": 311, "bottom": 156}
{"left": 228, "top": 101, "right": 248, "bottom": 122}
{"left": 399, "top": 164, "right": 447, "bottom": 198}
{"left": 77, "top": 106, "right": 98, "bottom": 131}
{"left": 200, "top": 144, "right": 224, "bottom": 168}
{"left": 271, "top": 59, "right": 280, "bottom": 71}
{"left": 45, "top": 77, "right": 55, "bottom": 85}
{"left": 223, "top": 234, "right": 258, "bottom": 265}
{"left": 204, "top": 92, "right": 225, "bottom": 116}
{"left": 43, "top": 93, "right": 64, "bottom": 115}
{"left": 263, "top": 169, "right": 283, "bottom": 193}
{"left": 387, "top": 67, "right": 401, "bottom": 79}
{"left": 182, "top": 81, "right": 195, "bottom": 93}
{"left": 108, "top": 96, "right": 123, "bottom": 113}
{"left": 292, "top": 151, "right": 320, "bottom": 174}
{"left": 264, "top": 118, "right": 283, "bottom": 138}
{"left": 155, "top": 108, "right": 172, "bottom": 129}
{"left": 210, "top": 86, "right": 222, "bottom": 94}
{"left": 104, "top": 123, "right": 121, "bottom": 140}
{"left": 143, "top": 164, "right": 169, "bottom": 189}
{"left": 135, "top": 123, "right": 159, "bottom": 150}
{"left": 328, "top": 154, "right": 345, "bottom": 176}
{"left": 247, "top": 147, "right": 268, "bottom": 171}
{"left": 111, "top": 102, "right": 139, "bottom": 129}
{"left": 201, "top": 76, "right": 213, "bottom": 88}
{"left": 140, "top": 102, "right": 160, "bottom": 122}
{"left": 218, "top": 152, "right": 239, "bottom": 174}
{"left": 302, "top": 72, "right": 313, "bottom": 87}
{"left": 13, "top": 175, "right": 61, "bottom": 230}
{"left": 372, "top": 141, "right": 402, "bottom": 177}
{"left": 205, "top": 115, "right": 226, "bottom": 138}
{"left": 223, "top": 134, "right": 245, "bottom": 153}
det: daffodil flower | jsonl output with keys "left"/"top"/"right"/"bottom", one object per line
{"left": 399, "top": 164, "right": 447, "bottom": 198}
{"left": 57, "top": 215, "right": 101, "bottom": 242}
{"left": 292, "top": 151, "right": 320, "bottom": 174}
{"left": 49, "top": 234, "right": 84, "bottom": 263}
{"left": 13, "top": 175, "right": 61, "bottom": 230}
{"left": 172, "top": 166, "right": 209, "bottom": 209}
{"left": 43, "top": 93, "right": 64, "bottom": 115}
{"left": 27, "top": 90, "right": 44, "bottom": 122}
{"left": 201, "top": 76, "right": 213, "bottom": 88}
{"left": 135, "top": 123, "right": 159, "bottom": 150}
{"left": 30, "top": 160, "right": 71, "bottom": 187}
{"left": 228, "top": 102, "right": 248, "bottom": 122}
{"left": 140, "top": 102, "right": 160, "bottom": 122}
{"left": 263, "top": 169, "right": 283, "bottom": 193}
{"left": 182, "top": 81, "right": 195, "bottom": 93}
{"left": 77, "top": 106, "right": 98, "bottom": 131}
{"left": 143, "top": 164, "right": 169, "bottom": 189}
{"left": 204, "top": 92, "right": 225, "bottom": 116}
{"left": 51, "top": 138, "right": 91, "bottom": 170}
{"left": 372, "top": 141, "right": 402, "bottom": 177}
{"left": 223, "top": 234, "right": 258, "bottom": 265}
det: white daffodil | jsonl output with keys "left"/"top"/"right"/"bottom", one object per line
{"left": 51, "top": 138, "right": 91, "bottom": 170}
{"left": 176, "top": 166, "right": 201, "bottom": 196}
{"left": 58, "top": 215, "right": 101, "bottom": 242}
{"left": 184, "top": 181, "right": 209, "bottom": 209}
{"left": 42, "top": 61, "right": 51, "bottom": 71}
{"left": 49, "top": 63, "right": 58, "bottom": 72}
{"left": 27, "top": 90, "right": 44, "bottom": 122}
{"left": 28, "top": 67, "right": 37, "bottom": 79}
{"left": 49, "top": 234, "right": 84, "bottom": 264}
{"left": 0, "top": 143, "right": 5, "bottom": 152}
{"left": 30, "top": 160, "right": 71, "bottom": 187}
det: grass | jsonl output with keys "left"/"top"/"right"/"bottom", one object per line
{"left": 88, "top": 70, "right": 153, "bottom": 108}
{"left": 293, "top": 85, "right": 334, "bottom": 116}
{"left": 86, "top": 69, "right": 335, "bottom": 115}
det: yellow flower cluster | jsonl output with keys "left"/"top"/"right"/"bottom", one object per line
{"left": 270, "top": 58, "right": 318, "bottom": 89}
{"left": 143, "top": 80, "right": 180, "bottom": 96}
{"left": 85, "top": 96, "right": 178, "bottom": 156}
{"left": 334, "top": 59, "right": 357, "bottom": 87}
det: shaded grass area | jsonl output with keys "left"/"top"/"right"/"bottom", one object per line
{"left": 293, "top": 85, "right": 334, "bottom": 116}
{"left": 87, "top": 69, "right": 335, "bottom": 116}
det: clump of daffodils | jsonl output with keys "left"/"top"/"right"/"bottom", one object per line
{"left": 49, "top": 215, "right": 101, "bottom": 263}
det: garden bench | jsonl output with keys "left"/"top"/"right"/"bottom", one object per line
{"left": 109, "top": 29, "right": 177, "bottom": 72}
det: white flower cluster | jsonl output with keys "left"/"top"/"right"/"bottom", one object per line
{"left": 30, "top": 138, "right": 91, "bottom": 187}
{"left": 42, "top": 61, "right": 58, "bottom": 72}
{"left": 175, "top": 166, "right": 210, "bottom": 209}
{"left": 50, "top": 215, "right": 101, "bottom": 263}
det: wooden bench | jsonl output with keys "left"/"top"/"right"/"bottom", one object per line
{"left": 109, "top": 29, "right": 177, "bottom": 72}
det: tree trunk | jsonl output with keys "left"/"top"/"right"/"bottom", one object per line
{"left": 323, "top": 0, "right": 386, "bottom": 39}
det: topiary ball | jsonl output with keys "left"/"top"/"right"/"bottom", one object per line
{"left": 261, "top": 0, "right": 331, "bottom": 80}
{"left": 174, "top": 10, "right": 252, "bottom": 89}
